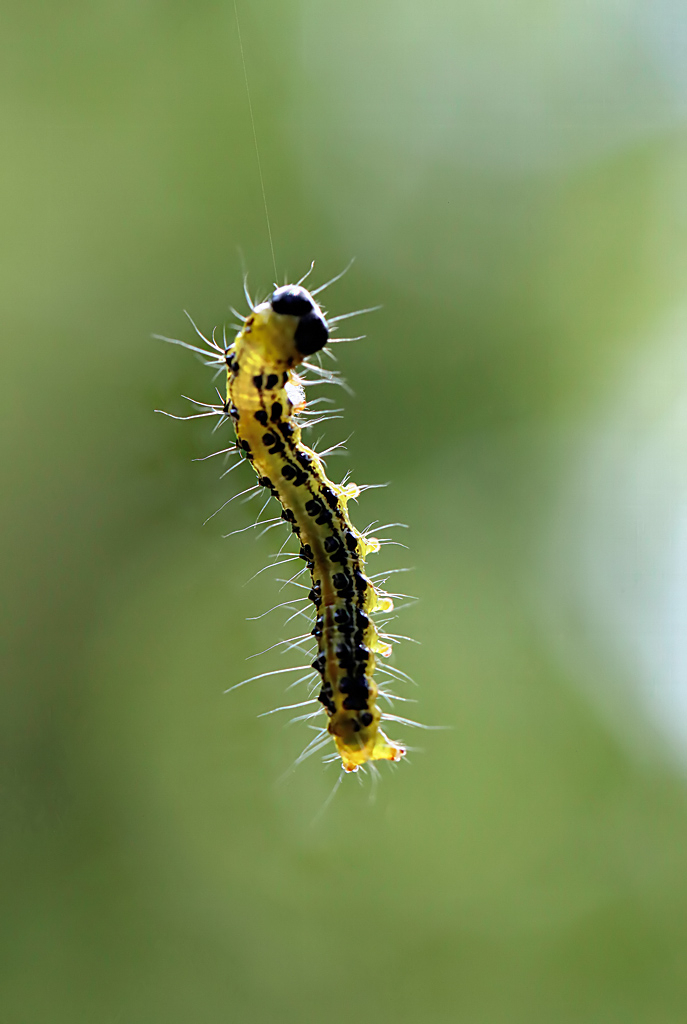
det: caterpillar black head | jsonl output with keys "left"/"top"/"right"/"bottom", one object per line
{"left": 270, "top": 285, "right": 329, "bottom": 357}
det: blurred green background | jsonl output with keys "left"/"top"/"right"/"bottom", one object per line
{"left": 4, "top": 1, "right": 687, "bottom": 1021}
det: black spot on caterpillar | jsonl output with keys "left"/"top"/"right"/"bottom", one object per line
{"left": 157, "top": 278, "right": 408, "bottom": 773}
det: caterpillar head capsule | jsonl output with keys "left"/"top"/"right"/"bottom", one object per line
{"left": 270, "top": 285, "right": 329, "bottom": 357}
{"left": 240, "top": 285, "right": 329, "bottom": 367}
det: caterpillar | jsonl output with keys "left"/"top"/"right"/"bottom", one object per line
{"left": 159, "top": 278, "right": 408, "bottom": 773}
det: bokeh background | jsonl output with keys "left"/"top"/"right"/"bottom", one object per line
{"left": 4, "top": 1, "right": 687, "bottom": 1021}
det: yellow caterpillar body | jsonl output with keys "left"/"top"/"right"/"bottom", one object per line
{"left": 226, "top": 285, "right": 405, "bottom": 772}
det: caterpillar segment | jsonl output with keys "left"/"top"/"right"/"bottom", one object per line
{"left": 227, "top": 285, "right": 405, "bottom": 772}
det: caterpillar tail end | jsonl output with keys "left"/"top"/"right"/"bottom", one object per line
{"left": 332, "top": 726, "right": 406, "bottom": 774}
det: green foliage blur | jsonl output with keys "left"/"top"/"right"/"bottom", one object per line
{"left": 4, "top": 1, "right": 687, "bottom": 1021}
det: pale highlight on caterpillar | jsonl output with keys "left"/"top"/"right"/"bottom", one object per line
{"left": 158, "top": 275, "right": 408, "bottom": 773}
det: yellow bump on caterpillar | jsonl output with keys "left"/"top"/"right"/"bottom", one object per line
{"left": 157, "top": 275, "right": 409, "bottom": 773}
